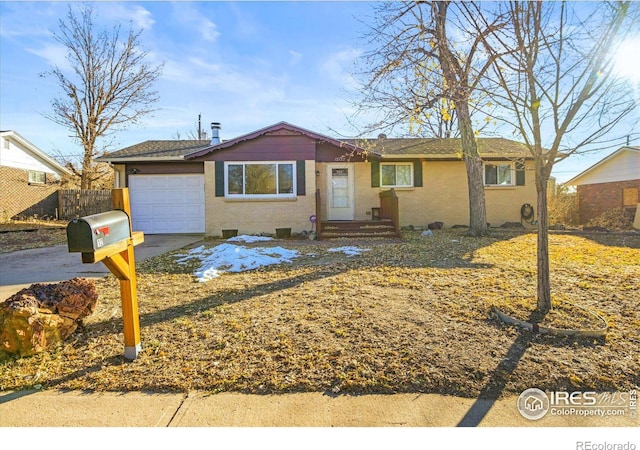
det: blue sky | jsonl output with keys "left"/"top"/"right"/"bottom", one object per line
{"left": 1, "top": 2, "right": 371, "bottom": 156}
{"left": 1, "top": 1, "right": 638, "bottom": 183}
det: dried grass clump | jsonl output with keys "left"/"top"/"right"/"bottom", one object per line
{"left": 586, "top": 208, "right": 634, "bottom": 231}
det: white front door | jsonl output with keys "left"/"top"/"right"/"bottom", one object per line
{"left": 326, "top": 163, "right": 355, "bottom": 221}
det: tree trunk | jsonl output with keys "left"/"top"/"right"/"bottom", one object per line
{"left": 81, "top": 153, "right": 93, "bottom": 190}
{"left": 434, "top": 2, "right": 488, "bottom": 237}
{"left": 536, "top": 166, "right": 551, "bottom": 312}
{"left": 457, "top": 101, "right": 488, "bottom": 237}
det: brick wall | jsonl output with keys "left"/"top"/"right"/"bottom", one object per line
{"left": 577, "top": 179, "right": 640, "bottom": 224}
{"left": 0, "top": 166, "right": 61, "bottom": 221}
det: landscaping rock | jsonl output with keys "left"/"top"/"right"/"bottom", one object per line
{"left": 500, "top": 222, "right": 525, "bottom": 229}
{"left": 428, "top": 221, "right": 444, "bottom": 230}
{"left": 0, "top": 278, "right": 98, "bottom": 357}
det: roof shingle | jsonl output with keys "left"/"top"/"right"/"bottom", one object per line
{"left": 98, "top": 140, "right": 211, "bottom": 161}
{"left": 99, "top": 124, "right": 532, "bottom": 161}
{"left": 349, "top": 137, "right": 531, "bottom": 159}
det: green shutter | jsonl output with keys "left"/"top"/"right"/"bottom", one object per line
{"left": 371, "top": 161, "right": 380, "bottom": 187}
{"left": 516, "top": 161, "right": 525, "bottom": 186}
{"left": 215, "top": 161, "right": 225, "bottom": 197}
{"left": 413, "top": 160, "right": 423, "bottom": 187}
{"left": 296, "top": 160, "right": 306, "bottom": 196}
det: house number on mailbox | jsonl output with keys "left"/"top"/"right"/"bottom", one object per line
{"left": 96, "top": 237, "right": 104, "bottom": 248}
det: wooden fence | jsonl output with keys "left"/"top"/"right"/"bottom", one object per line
{"left": 58, "top": 189, "right": 113, "bottom": 219}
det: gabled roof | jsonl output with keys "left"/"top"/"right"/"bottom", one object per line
{"left": 346, "top": 137, "right": 532, "bottom": 159}
{"left": 566, "top": 146, "right": 640, "bottom": 186}
{"left": 98, "top": 140, "right": 211, "bottom": 162}
{"left": 98, "top": 121, "right": 533, "bottom": 162}
{"left": 185, "top": 121, "right": 362, "bottom": 159}
{"left": 0, "top": 130, "right": 71, "bottom": 176}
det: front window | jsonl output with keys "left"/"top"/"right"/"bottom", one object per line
{"left": 381, "top": 163, "right": 413, "bottom": 187}
{"left": 484, "top": 163, "right": 513, "bottom": 186}
{"left": 226, "top": 162, "right": 295, "bottom": 197}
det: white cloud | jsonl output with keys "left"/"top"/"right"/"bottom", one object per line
{"left": 172, "top": 4, "right": 220, "bottom": 43}
{"left": 25, "top": 42, "right": 71, "bottom": 71}
{"left": 288, "top": 50, "right": 303, "bottom": 67}
{"left": 321, "top": 47, "right": 363, "bottom": 90}
{"left": 162, "top": 55, "right": 288, "bottom": 105}
{"left": 228, "top": 3, "right": 260, "bottom": 39}
{"left": 95, "top": 4, "right": 156, "bottom": 31}
{"left": 129, "top": 5, "right": 156, "bottom": 31}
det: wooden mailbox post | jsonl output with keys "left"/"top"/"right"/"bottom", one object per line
{"left": 67, "top": 188, "right": 144, "bottom": 360}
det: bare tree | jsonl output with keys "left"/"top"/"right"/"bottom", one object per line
{"left": 43, "top": 4, "right": 163, "bottom": 189}
{"left": 172, "top": 116, "right": 209, "bottom": 141}
{"left": 355, "top": 2, "right": 504, "bottom": 236}
{"left": 475, "top": 1, "right": 638, "bottom": 312}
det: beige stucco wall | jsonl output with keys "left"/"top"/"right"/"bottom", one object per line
{"left": 484, "top": 161, "right": 537, "bottom": 227}
{"left": 317, "top": 160, "right": 537, "bottom": 229}
{"left": 126, "top": 158, "right": 536, "bottom": 235}
{"left": 204, "top": 160, "right": 317, "bottom": 236}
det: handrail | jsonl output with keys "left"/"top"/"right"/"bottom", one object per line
{"left": 379, "top": 188, "right": 399, "bottom": 234}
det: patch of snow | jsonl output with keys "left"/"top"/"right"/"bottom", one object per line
{"left": 174, "top": 245, "right": 206, "bottom": 264}
{"left": 227, "top": 235, "right": 274, "bottom": 243}
{"left": 175, "top": 243, "right": 300, "bottom": 282}
{"left": 327, "top": 246, "right": 370, "bottom": 257}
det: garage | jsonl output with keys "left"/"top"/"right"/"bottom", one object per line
{"left": 128, "top": 174, "right": 205, "bottom": 234}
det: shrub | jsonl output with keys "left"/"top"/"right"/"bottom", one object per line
{"left": 586, "top": 207, "right": 634, "bottom": 231}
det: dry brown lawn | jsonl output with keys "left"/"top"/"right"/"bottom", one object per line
{"left": 1, "top": 229, "right": 639, "bottom": 399}
{"left": 0, "top": 220, "right": 67, "bottom": 253}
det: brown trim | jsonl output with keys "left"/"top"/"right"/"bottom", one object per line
{"left": 191, "top": 135, "right": 316, "bottom": 162}
{"left": 185, "top": 121, "right": 364, "bottom": 159}
{"left": 124, "top": 162, "right": 204, "bottom": 175}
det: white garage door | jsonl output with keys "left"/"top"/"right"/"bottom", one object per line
{"left": 128, "top": 174, "right": 205, "bottom": 234}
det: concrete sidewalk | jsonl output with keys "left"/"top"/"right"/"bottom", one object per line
{"left": 0, "top": 234, "right": 203, "bottom": 301}
{"left": 1, "top": 390, "right": 638, "bottom": 427}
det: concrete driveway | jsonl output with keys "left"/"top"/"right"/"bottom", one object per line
{"left": 0, "top": 234, "right": 203, "bottom": 301}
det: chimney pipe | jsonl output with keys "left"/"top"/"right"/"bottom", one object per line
{"left": 210, "top": 122, "right": 221, "bottom": 145}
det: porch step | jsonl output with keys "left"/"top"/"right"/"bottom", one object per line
{"left": 320, "top": 219, "right": 400, "bottom": 239}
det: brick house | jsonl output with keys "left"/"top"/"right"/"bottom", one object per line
{"left": 0, "top": 130, "right": 71, "bottom": 221}
{"left": 566, "top": 146, "right": 640, "bottom": 225}
{"left": 99, "top": 121, "right": 538, "bottom": 237}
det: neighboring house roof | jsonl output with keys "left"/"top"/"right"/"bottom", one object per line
{"left": 0, "top": 130, "right": 72, "bottom": 176}
{"left": 98, "top": 121, "right": 533, "bottom": 162}
{"left": 566, "top": 146, "right": 640, "bottom": 186}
